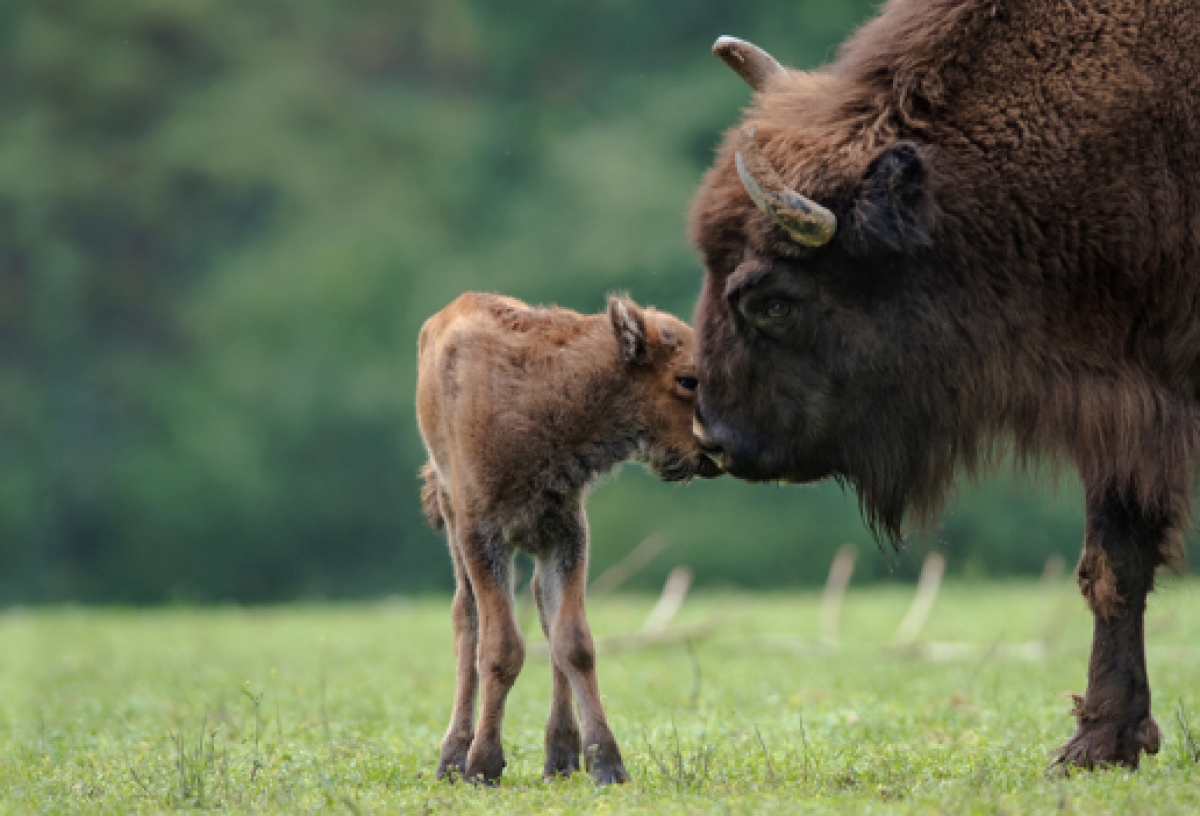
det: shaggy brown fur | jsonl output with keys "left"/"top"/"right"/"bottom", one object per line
{"left": 416, "top": 292, "right": 717, "bottom": 784}
{"left": 688, "top": 0, "right": 1200, "bottom": 769}
{"left": 1076, "top": 547, "right": 1121, "bottom": 622}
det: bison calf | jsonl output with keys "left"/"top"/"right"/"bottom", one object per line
{"left": 416, "top": 292, "right": 719, "bottom": 784}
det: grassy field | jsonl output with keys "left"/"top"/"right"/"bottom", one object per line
{"left": 10, "top": 578, "right": 1200, "bottom": 814}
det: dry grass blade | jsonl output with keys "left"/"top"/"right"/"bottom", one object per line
{"left": 820, "top": 544, "right": 857, "bottom": 647}
{"left": 752, "top": 723, "right": 776, "bottom": 784}
{"left": 529, "top": 619, "right": 724, "bottom": 659}
{"left": 1177, "top": 700, "right": 1200, "bottom": 763}
{"left": 644, "top": 717, "right": 714, "bottom": 791}
{"left": 642, "top": 566, "right": 693, "bottom": 633}
{"left": 590, "top": 533, "right": 670, "bottom": 596}
{"left": 892, "top": 552, "right": 945, "bottom": 648}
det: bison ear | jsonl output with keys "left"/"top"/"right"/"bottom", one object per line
{"left": 845, "top": 141, "right": 936, "bottom": 256}
{"left": 608, "top": 296, "right": 648, "bottom": 365}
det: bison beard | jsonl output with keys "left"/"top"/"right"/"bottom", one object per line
{"left": 689, "top": 0, "right": 1200, "bottom": 770}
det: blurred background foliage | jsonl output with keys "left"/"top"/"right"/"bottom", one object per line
{"left": 0, "top": 0, "right": 1173, "bottom": 603}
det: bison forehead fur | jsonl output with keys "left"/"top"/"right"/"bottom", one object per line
{"left": 690, "top": 0, "right": 1200, "bottom": 541}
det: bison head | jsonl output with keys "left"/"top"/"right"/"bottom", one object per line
{"left": 690, "top": 38, "right": 957, "bottom": 537}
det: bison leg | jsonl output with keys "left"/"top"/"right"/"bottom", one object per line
{"left": 532, "top": 570, "right": 583, "bottom": 779}
{"left": 1059, "top": 488, "right": 1170, "bottom": 770}
{"left": 437, "top": 501, "right": 478, "bottom": 780}
{"left": 536, "top": 511, "right": 628, "bottom": 785}
{"left": 459, "top": 522, "right": 523, "bottom": 784}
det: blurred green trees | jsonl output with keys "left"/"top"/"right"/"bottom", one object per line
{"left": 0, "top": 0, "right": 1157, "bottom": 602}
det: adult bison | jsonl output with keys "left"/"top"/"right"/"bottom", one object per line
{"left": 689, "top": 0, "right": 1200, "bottom": 769}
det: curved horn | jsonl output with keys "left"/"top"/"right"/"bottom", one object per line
{"left": 712, "top": 36, "right": 785, "bottom": 92}
{"left": 734, "top": 128, "right": 837, "bottom": 247}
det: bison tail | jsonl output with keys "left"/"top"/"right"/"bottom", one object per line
{"left": 420, "top": 461, "right": 445, "bottom": 532}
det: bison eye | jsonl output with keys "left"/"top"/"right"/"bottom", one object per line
{"left": 763, "top": 300, "right": 792, "bottom": 321}
{"left": 675, "top": 375, "right": 698, "bottom": 391}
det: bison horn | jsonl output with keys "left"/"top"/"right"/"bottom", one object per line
{"left": 734, "top": 128, "right": 837, "bottom": 247}
{"left": 712, "top": 36, "right": 785, "bottom": 92}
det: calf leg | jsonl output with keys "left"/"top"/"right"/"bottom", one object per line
{"left": 532, "top": 571, "right": 583, "bottom": 779}
{"left": 1060, "top": 486, "right": 1171, "bottom": 769}
{"left": 535, "top": 513, "right": 628, "bottom": 784}
{"left": 459, "top": 522, "right": 524, "bottom": 784}
{"left": 437, "top": 509, "right": 478, "bottom": 779}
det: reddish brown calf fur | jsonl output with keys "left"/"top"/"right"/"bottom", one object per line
{"left": 417, "top": 292, "right": 716, "bottom": 784}
{"left": 688, "top": 0, "right": 1200, "bottom": 770}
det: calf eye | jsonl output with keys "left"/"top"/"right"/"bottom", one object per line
{"left": 675, "top": 375, "right": 698, "bottom": 391}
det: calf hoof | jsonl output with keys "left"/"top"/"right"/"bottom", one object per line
{"left": 585, "top": 744, "right": 629, "bottom": 785}
{"left": 1057, "top": 696, "right": 1159, "bottom": 770}
{"left": 436, "top": 735, "right": 472, "bottom": 781}
{"left": 465, "top": 743, "right": 507, "bottom": 785}
{"left": 590, "top": 759, "right": 629, "bottom": 785}
{"left": 543, "top": 745, "right": 581, "bottom": 780}
{"left": 544, "top": 723, "right": 583, "bottom": 780}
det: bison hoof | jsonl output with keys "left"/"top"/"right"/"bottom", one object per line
{"left": 1057, "top": 700, "right": 1160, "bottom": 771}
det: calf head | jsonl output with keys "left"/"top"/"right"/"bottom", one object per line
{"left": 607, "top": 296, "right": 723, "bottom": 482}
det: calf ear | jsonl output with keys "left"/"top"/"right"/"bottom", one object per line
{"left": 844, "top": 141, "right": 936, "bottom": 256}
{"left": 608, "top": 296, "right": 648, "bottom": 364}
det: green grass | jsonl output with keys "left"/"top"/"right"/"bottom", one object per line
{"left": 10, "top": 578, "right": 1200, "bottom": 813}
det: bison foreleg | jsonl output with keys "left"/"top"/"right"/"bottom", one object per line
{"left": 1060, "top": 487, "right": 1169, "bottom": 770}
